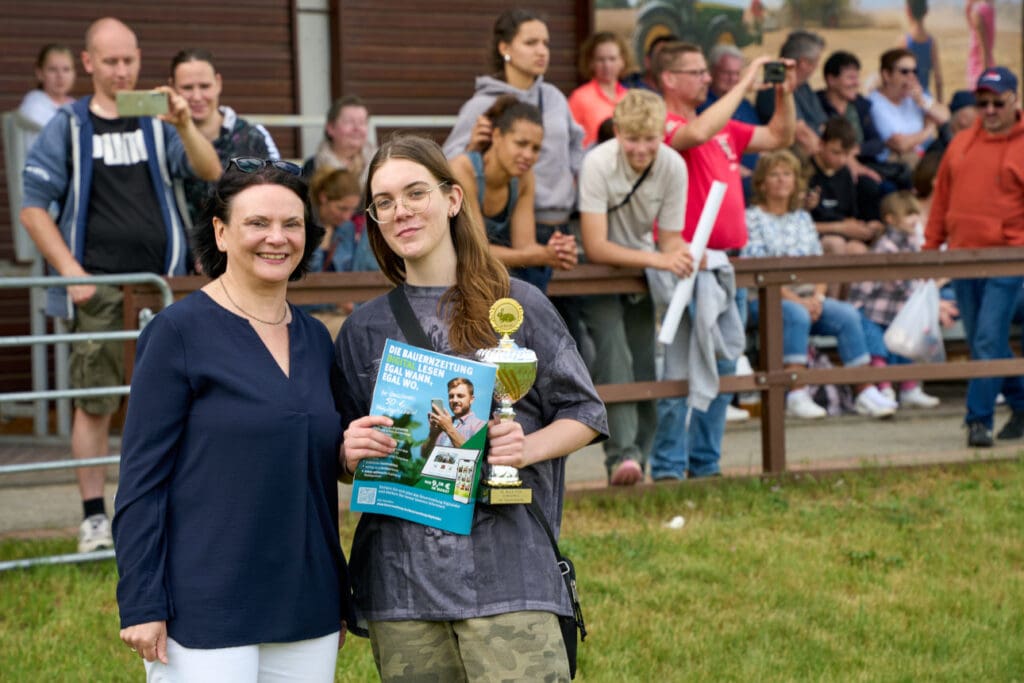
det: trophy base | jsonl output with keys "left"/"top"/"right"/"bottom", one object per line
{"left": 479, "top": 484, "right": 533, "bottom": 505}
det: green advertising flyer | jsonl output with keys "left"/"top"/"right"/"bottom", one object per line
{"left": 350, "top": 339, "right": 497, "bottom": 534}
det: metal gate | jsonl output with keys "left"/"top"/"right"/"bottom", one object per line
{"left": 0, "top": 273, "right": 172, "bottom": 571}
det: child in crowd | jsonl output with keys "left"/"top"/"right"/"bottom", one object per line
{"left": 847, "top": 191, "right": 949, "bottom": 408}
{"left": 902, "top": 0, "right": 943, "bottom": 102}
{"left": 808, "top": 117, "right": 884, "bottom": 257}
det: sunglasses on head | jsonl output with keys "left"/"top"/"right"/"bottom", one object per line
{"left": 228, "top": 157, "right": 303, "bottom": 176}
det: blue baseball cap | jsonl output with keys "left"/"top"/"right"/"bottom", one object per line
{"left": 975, "top": 66, "right": 1018, "bottom": 95}
{"left": 949, "top": 90, "right": 976, "bottom": 113}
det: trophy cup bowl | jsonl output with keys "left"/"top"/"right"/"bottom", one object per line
{"left": 476, "top": 345, "right": 537, "bottom": 488}
{"left": 475, "top": 297, "right": 537, "bottom": 491}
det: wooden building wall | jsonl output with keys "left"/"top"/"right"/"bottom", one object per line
{"left": 331, "top": 0, "right": 590, "bottom": 118}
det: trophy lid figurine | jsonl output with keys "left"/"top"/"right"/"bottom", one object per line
{"left": 476, "top": 298, "right": 537, "bottom": 497}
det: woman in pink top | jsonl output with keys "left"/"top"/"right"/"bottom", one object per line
{"left": 568, "top": 32, "right": 632, "bottom": 147}
{"left": 966, "top": 0, "right": 995, "bottom": 87}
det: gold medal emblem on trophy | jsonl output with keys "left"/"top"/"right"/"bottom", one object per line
{"left": 475, "top": 298, "right": 537, "bottom": 504}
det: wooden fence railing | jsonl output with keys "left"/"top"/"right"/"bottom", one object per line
{"left": 123, "top": 246, "right": 1024, "bottom": 474}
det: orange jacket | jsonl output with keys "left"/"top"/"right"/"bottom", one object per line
{"left": 924, "top": 113, "right": 1024, "bottom": 249}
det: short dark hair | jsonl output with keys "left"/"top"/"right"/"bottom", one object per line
{"left": 448, "top": 377, "right": 474, "bottom": 394}
{"left": 823, "top": 51, "right": 860, "bottom": 79}
{"left": 647, "top": 34, "right": 678, "bottom": 59}
{"left": 907, "top": 0, "right": 928, "bottom": 21}
{"left": 653, "top": 41, "right": 703, "bottom": 90}
{"left": 820, "top": 117, "right": 857, "bottom": 149}
{"left": 192, "top": 166, "right": 323, "bottom": 281}
{"left": 779, "top": 30, "right": 824, "bottom": 61}
{"left": 322, "top": 95, "right": 368, "bottom": 143}
{"left": 880, "top": 48, "right": 914, "bottom": 73}
{"left": 169, "top": 48, "right": 216, "bottom": 79}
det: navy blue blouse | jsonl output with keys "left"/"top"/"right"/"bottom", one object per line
{"left": 113, "top": 291, "right": 354, "bottom": 648}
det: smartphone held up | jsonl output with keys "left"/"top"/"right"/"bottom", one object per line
{"left": 763, "top": 61, "right": 786, "bottom": 85}
{"left": 115, "top": 90, "right": 169, "bottom": 117}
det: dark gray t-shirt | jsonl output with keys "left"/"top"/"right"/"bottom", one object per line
{"left": 334, "top": 279, "right": 608, "bottom": 622}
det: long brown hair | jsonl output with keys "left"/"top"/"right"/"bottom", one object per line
{"left": 363, "top": 135, "right": 510, "bottom": 354}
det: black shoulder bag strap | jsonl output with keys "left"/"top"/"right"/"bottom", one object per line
{"left": 607, "top": 162, "right": 653, "bottom": 214}
{"left": 525, "top": 500, "right": 587, "bottom": 640}
{"left": 387, "top": 287, "right": 433, "bottom": 349}
{"left": 387, "top": 286, "right": 587, "bottom": 666}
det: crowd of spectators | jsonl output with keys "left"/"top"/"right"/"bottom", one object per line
{"left": 11, "top": 7, "right": 1023, "bottom": 680}
{"left": 14, "top": 5, "right": 1024, "bottom": 503}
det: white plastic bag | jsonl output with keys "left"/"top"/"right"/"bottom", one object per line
{"left": 884, "top": 280, "right": 945, "bottom": 362}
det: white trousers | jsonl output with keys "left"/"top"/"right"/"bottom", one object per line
{"left": 144, "top": 631, "right": 339, "bottom": 682}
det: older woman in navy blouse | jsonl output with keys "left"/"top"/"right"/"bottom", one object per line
{"left": 114, "top": 158, "right": 355, "bottom": 681}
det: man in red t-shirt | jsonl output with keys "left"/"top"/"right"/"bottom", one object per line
{"left": 650, "top": 41, "right": 796, "bottom": 481}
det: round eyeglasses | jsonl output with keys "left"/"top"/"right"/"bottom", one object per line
{"left": 366, "top": 182, "right": 448, "bottom": 223}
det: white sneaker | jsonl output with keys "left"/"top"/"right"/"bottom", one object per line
{"left": 880, "top": 387, "right": 897, "bottom": 404}
{"left": 855, "top": 386, "right": 897, "bottom": 418}
{"left": 78, "top": 514, "right": 113, "bottom": 553}
{"left": 900, "top": 385, "right": 940, "bottom": 408}
{"left": 726, "top": 404, "right": 751, "bottom": 422}
{"left": 786, "top": 389, "right": 827, "bottom": 419}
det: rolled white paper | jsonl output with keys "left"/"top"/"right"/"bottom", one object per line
{"left": 657, "top": 180, "right": 728, "bottom": 345}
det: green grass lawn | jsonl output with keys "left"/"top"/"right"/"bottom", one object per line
{"left": 2, "top": 459, "right": 1022, "bottom": 681}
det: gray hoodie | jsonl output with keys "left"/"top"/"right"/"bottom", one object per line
{"left": 443, "top": 75, "right": 584, "bottom": 222}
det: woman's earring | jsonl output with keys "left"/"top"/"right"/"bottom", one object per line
{"left": 503, "top": 53, "right": 511, "bottom": 63}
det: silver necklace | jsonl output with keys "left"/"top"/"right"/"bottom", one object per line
{"left": 219, "top": 278, "right": 288, "bottom": 325}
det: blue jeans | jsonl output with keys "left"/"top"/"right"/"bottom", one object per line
{"left": 649, "top": 289, "right": 746, "bottom": 480}
{"left": 952, "top": 277, "right": 1024, "bottom": 427}
{"left": 747, "top": 296, "right": 870, "bottom": 367}
{"left": 859, "top": 313, "right": 911, "bottom": 366}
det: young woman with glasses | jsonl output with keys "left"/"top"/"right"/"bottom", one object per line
{"left": 336, "top": 136, "right": 607, "bottom": 681}
{"left": 115, "top": 158, "right": 356, "bottom": 680}
{"left": 442, "top": 8, "right": 581, "bottom": 293}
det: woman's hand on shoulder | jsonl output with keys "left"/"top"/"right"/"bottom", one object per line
{"left": 341, "top": 415, "right": 396, "bottom": 476}
{"left": 120, "top": 621, "right": 168, "bottom": 664}
{"left": 468, "top": 115, "right": 493, "bottom": 152}
{"left": 486, "top": 419, "right": 529, "bottom": 469}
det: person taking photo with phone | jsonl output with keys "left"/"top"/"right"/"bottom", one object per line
{"left": 20, "top": 16, "right": 219, "bottom": 555}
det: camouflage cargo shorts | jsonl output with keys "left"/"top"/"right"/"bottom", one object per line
{"left": 368, "top": 610, "right": 570, "bottom": 682}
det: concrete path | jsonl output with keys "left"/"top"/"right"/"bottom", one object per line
{"left": 2, "top": 383, "right": 1021, "bottom": 538}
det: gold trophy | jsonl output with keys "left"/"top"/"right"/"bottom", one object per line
{"left": 476, "top": 298, "right": 537, "bottom": 505}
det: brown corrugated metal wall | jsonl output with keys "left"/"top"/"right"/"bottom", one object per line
{"left": 330, "top": 1, "right": 590, "bottom": 117}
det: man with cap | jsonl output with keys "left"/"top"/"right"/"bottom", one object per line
{"left": 924, "top": 66, "right": 1024, "bottom": 447}
{"left": 925, "top": 90, "right": 978, "bottom": 157}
